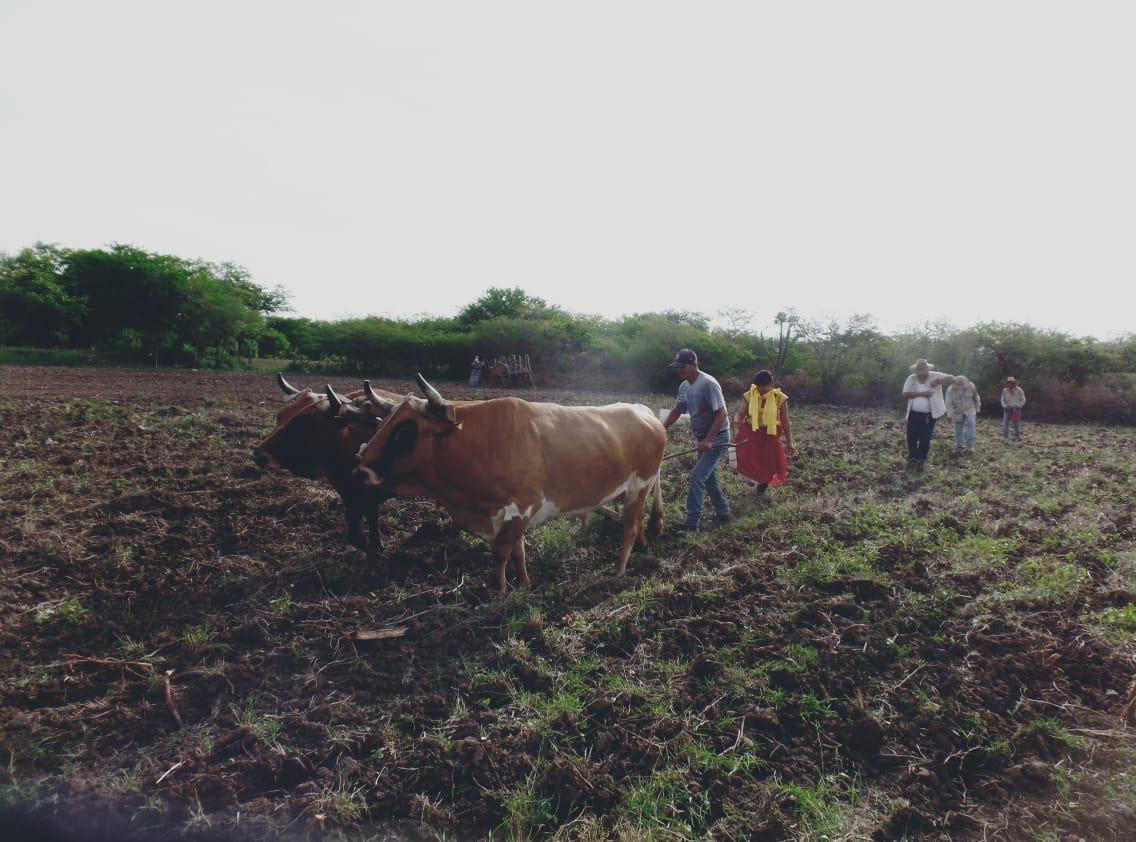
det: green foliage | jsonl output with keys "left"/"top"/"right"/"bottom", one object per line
{"left": 5, "top": 239, "right": 1136, "bottom": 417}
{"left": 1, "top": 242, "right": 274, "bottom": 368}
{"left": 0, "top": 244, "right": 83, "bottom": 345}
{"left": 800, "top": 314, "right": 893, "bottom": 402}
{"left": 457, "top": 286, "right": 549, "bottom": 326}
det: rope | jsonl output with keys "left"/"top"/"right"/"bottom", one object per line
{"left": 662, "top": 442, "right": 739, "bottom": 462}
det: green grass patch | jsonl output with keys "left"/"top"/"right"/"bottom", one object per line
{"left": 528, "top": 518, "right": 576, "bottom": 563}
{"left": 945, "top": 534, "right": 1018, "bottom": 575}
{"left": 1090, "top": 604, "right": 1136, "bottom": 642}
{"left": 33, "top": 596, "right": 87, "bottom": 627}
{"left": 779, "top": 544, "right": 880, "bottom": 589}
{"left": 0, "top": 346, "right": 102, "bottom": 366}
{"left": 613, "top": 767, "right": 713, "bottom": 840}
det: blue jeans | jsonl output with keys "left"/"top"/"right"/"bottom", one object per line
{"left": 953, "top": 412, "right": 976, "bottom": 451}
{"left": 686, "top": 430, "right": 731, "bottom": 528}
{"left": 1002, "top": 409, "right": 1021, "bottom": 441}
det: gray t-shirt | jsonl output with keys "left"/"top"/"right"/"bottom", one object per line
{"left": 674, "top": 372, "right": 730, "bottom": 440}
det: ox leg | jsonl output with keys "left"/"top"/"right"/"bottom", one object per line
{"left": 334, "top": 484, "right": 368, "bottom": 552}
{"left": 647, "top": 474, "right": 664, "bottom": 541}
{"left": 344, "top": 505, "right": 367, "bottom": 552}
{"left": 615, "top": 490, "right": 648, "bottom": 577}
{"left": 512, "top": 536, "right": 530, "bottom": 587}
{"left": 491, "top": 521, "right": 526, "bottom": 594}
{"left": 365, "top": 507, "right": 384, "bottom": 563}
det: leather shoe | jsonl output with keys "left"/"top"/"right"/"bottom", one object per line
{"left": 712, "top": 513, "right": 732, "bottom": 527}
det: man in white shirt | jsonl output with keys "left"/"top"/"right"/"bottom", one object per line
{"left": 901, "top": 359, "right": 957, "bottom": 473}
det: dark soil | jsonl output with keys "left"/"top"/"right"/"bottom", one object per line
{"left": 2, "top": 365, "right": 1134, "bottom": 841}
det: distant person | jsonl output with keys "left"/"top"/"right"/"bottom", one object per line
{"left": 945, "top": 375, "right": 981, "bottom": 455}
{"left": 901, "top": 359, "right": 957, "bottom": 473}
{"left": 733, "top": 370, "right": 796, "bottom": 498}
{"left": 1000, "top": 376, "right": 1025, "bottom": 442}
{"left": 661, "top": 348, "right": 731, "bottom": 533}
{"left": 469, "top": 355, "right": 482, "bottom": 387}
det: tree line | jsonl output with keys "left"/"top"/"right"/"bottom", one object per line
{"left": 3, "top": 243, "right": 1134, "bottom": 423}
{"left": 0, "top": 243, "right": 286, "bottom": 368}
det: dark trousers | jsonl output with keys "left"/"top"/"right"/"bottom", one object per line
{"left": 906, "top": 411, "right": 937, "bottom": 462}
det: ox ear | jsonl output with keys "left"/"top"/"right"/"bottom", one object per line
{"left": 363, "top": 380, "right": 397, "bottom": 417}
{"left": 342, "top": 401, "right": 379, "bottom": 427}
{"left": 277, "top": 372, "right": 304, "bottom": 396}
{"left": 416, "top": 373, "right": 458, "bottom": 424}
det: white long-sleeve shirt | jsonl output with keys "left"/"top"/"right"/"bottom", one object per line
{"left": 903, "top": 371, "right": 953, "bottom": 419}
{"left": 1000, "top": 387, "right": 1026, "bottom": 410}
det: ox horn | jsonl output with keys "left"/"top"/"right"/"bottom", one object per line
{"left": 363, "top": 380, "right": 397, "bottom": 416}
{"left": 325, "top": 383, "right": 348, "bottom": 413}
{"left": 415, "top": 374, "right": 458, "bottom": 424}
{"left": 416, "top": 373, "right": 446, "bottom": 407}
{"left": 277, "top": 372, "right": 303, "bottom": 395}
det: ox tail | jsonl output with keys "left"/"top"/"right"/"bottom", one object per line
{"left": 646, "top": 472, "right": 664, "bottom": 540}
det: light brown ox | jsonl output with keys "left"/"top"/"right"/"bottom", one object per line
{"left": 355, "top": 375, "right": 666, "bottom": 592}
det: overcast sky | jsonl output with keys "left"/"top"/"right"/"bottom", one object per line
{"left": 2, "top": 2, "right": 1133, "bottom": 339}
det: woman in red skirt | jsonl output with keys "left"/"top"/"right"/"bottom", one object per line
{"left": 733, "top": 370, "right": 796, "bottom": 496}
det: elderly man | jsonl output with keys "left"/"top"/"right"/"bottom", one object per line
{"left": 901, "top": 359, "right": 958, "bottom": 473}
{"left": 946, "top": 375, "right": 981, "bottom": 455}
{"left": 1000, "top": 376, "right": 1026, "bottom": 442}
{"left": 662, "top": 348, "right": 731, "bottom": 532}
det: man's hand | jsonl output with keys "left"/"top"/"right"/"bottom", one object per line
{"left": 696, "top": 439, "right": 712, "bottom": 452}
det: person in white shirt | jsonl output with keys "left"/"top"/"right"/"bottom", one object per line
{"left": 901, "top": 359, "right": 958, "bottom": 472}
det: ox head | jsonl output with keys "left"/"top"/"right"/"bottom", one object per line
{"left": 354, "top": 374, "right": 461, "bottom": 487}
{"left": 252, "top": 375, "right": 393, "bottom": 479}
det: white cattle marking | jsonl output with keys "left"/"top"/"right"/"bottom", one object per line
{"left": 491, "top": 502, "right": 536, "bottom": 536}
{"left": 488, "top": 468, "right": 658, "bottom": 536}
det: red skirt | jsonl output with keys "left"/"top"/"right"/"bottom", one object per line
{"left": 735, "top": 427, "right": 788, "bottom": 486}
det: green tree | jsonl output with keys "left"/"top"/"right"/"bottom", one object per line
{"left": 772, "top": 310, "right": 801, "bottom": 376}
{"left": 64, "top": 245, "right": 191, "bottom": 365}
{"left": 0, "top": 244, "right": 82, "bottom": 346}
{"left": 801, "top": 314, "right": 892, "bottom": 401}
{"left": 457, "top": 287, "right": 549, "bottom": 326}
{"left": 199, "top": 261, "right": 289, "bottom": 315}
{"left": 179, "top": 268, "right": 263, "bottom": 366}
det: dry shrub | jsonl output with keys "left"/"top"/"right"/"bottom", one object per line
{"left": 718, "top": 374, "right": 750, "bottom": 401}
{"left": 1029, "top": 374, "right": 1136, "bottom": 424}
{"left": 1081, "top": 374, "right": 1136, "bottom": 424}
{"left": 781, "top": 369, "right": 816, "bottom": 403}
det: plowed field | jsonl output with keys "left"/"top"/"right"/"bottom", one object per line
{"left": 2, "top": 365, "right": 1134, "bottom": 841}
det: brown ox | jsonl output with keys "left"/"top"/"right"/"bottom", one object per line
{"left": 355, "top": 375, "right": 666, "bottom": 592}
{"left": 252, "top": 375, "right": 399, "bottom": 561}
